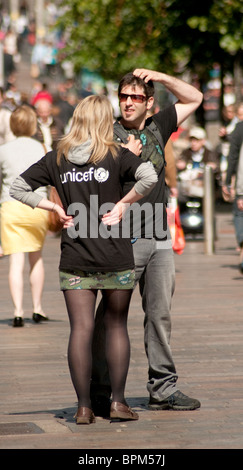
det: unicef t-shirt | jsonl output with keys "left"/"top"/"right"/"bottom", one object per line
{"left": 21, "top": 147, "right": 142, "bottom": 273}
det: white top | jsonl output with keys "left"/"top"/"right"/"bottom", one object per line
{"left": 0, "top": 136, "right": 48, "bottom": 203}
{"left": 0, "top": 108, "right": 15, "bottom": 145}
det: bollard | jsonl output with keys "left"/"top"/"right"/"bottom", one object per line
{"left": 203, "top": 165, "right": 215, "bottom": 254}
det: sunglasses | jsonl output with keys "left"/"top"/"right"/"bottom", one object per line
{"left": 119, "top": 93, "right": 147, "bottom": 103}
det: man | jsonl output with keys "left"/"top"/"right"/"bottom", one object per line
{"left": 91, "top": 68, "right": 203, "bottom": 414}
{"left": 176, "top": 126, "right": 220, "bottom": 201}
{"left": 34, "top": 99, "right": 64, "bottom": 151}
{"left": 223, "top": 121, "right": 243, "bottom": 272}
{"left": 176, "top": 126, "right": 219, "bottom": 173}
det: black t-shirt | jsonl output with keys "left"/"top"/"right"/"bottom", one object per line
{"left": 116, "top": 105, "right": 177, "bottom": 239}
{"left": 21, "top": 147, "right": 143, "bottom": 273}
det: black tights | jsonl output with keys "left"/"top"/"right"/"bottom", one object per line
{"left": 64, "top": 289, "right": 132, "bottom": 408}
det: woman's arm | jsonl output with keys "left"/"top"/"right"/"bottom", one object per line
{"left": 102, "top": 162, "right": 158, "bottom": 225}
{"left": 102, "top": 187, "right": 143, "bottom": 226}
{"left": 36, "top": 197, "right": 74, "bottom": 226}
{"left": 10, "top": 176, "right": 73, "bottom": 227}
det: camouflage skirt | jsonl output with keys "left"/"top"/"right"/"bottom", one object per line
{"left": 59, "top": 269, "right": 135, "bottom": 290}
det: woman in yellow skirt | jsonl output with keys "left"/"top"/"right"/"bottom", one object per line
{"left": 0, "top": 105, "right": 49, "bottom": 327}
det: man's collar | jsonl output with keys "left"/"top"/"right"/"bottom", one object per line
{"left": 38, "top": 116, "right": 53, "bottom": 127}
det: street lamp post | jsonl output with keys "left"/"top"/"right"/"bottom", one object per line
{"left": 203, "top": 165, "right": 215, "bottom": 255}
{"left": 35, "top": 0, "right": 46, "bottom": 40}
{"left": 10, "top": 0, "right": 19, "bottom": 31}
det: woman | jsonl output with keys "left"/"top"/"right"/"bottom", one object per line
{"left": 0, "top": 105, "right": 49, "bottom": 327}
{"left": 10, "top": 95, "right": 157, "bottom": 424}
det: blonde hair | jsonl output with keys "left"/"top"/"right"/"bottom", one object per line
{"left": 10, "top": 105, "right": 37, "bottom": 137}
{"left": 57, "top": 94, "right": 118, "bottom": 165}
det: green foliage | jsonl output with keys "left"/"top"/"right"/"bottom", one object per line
{"left": 56, "top": 0, "right": 243, "bottom": 80}
{"left": 188, "top": 0, "right": 243, "bottom": 54}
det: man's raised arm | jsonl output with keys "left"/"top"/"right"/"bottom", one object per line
{"left": 133, "top": 68, "right": 203, "bottom": 126}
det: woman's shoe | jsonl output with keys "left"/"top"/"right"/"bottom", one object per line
{"left": 32, "top": 313, "right": 49, "bottom": 323}
{"left": 75, "top": 407, "right": 96, "bottom": 424}
{"left": 13, "top": 317, "right": 24, "bottom": 327}
{"left": 110, "top": 402, "right": 139, "bottom": 421}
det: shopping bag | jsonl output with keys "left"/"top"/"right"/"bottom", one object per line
{"left": 48, "top": 187, "right": 63, "bottom": 233}
{"left": 167, "top": 197, "right": 185, "bottom": 255}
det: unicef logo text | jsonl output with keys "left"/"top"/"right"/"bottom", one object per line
{"left": 60, "top": 167, "right": 109, "bottom": 184}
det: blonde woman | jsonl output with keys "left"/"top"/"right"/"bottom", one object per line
{"left": 10, "top": 95, "right": 157, "bottom": 424}
{"left": 0, "top": 105, "right": 49, "bottom": 327}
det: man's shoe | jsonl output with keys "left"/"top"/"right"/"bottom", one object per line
{"left": 148, "top": 390, "right": 201, "bottom": 411}
{"left": 91, "top": 395, "right": 111, "bottom": 418}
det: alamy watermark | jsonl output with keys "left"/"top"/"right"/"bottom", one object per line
{"left": 65, "top": 195, "right": 174, "bottom": 249}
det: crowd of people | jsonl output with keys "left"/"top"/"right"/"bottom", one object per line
{"left": 173, "top": 101, "right": 243, "bottom": 266}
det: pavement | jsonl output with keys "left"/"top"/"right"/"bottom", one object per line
{"left": 1, "top": 207, "right": 243, "bottom": 465}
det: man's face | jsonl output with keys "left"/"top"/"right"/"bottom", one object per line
{"left": 190, "top": 137, "right": 204, "bottom": 152}
{"left": 37, "top": 103, "right": 51, "bottom": 122}
{"left": 237, "top": 105, "right": 243, "bottom": 120}
{"left": 119, "top": 84, "right": 153, "bottom": 128}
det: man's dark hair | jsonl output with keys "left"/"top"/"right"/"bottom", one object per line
{"left": 118, "top": 72, "right": 154, "bottom": 99}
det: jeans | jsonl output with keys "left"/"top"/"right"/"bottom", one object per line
{"left": 91, "top": 238, "right": 178, "bottom": 401}
{"left": 133, "top": 238, "right": 178, "bottom": 400}
{"left": 233, "top": 198, "right": 243, "bottom": 247}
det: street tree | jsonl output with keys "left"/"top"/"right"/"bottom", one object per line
{"left": 56, "top": 0, "right": 243, "bottom": 91}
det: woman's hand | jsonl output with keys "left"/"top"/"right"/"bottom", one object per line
{"left": 54, "top": 205, "right": 74, "bottom": 228}
{"left": 102, "top": 202, "right": 129, "bottom": 226}
{"left": 122, "top": 134, "right": 142, "bottom": 156}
